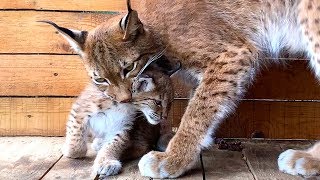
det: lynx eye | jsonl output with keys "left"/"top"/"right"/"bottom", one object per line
{"left": 123, "top": 62, "right": 137, "bottom": 77}
{"left": 126, "top": 63, "right": 135, "bottom": 71}
{"left": 93, "top": 78, "right": 109, "bottom": 85}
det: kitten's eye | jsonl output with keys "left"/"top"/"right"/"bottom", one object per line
{"left": 155, "top": 100, "right": 162, "bottom": 106}
{"left": 93, "top": 78, "right": 109, "bottom": 85}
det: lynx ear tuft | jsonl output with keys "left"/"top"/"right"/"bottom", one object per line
{"left": 119, "top": 0, "right": 144, "bottom": 41}
{"left": 38, "top": 20, "right": 88, "bottom": 55}
{"left": 153, "top": 56, "right": 181, "bottom": 77}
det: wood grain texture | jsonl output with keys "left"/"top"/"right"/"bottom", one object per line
{"left": 202, "top": 146, "right": 254, "bottom": 180}
{"left": 0, "top": 55, "right": 88, "bottom": 96}
{"left": 172, "top": 100, "right": 320, "bottom": 139}
{"left": 0, "top": 0, "right": 139, "bottom": 12}
{"left": 0, "top": 137, "right": 63, "bottom": 180}
{"left": 0, "top": 97, "right": 74, "bottom": 136}
{"left": 242, "top": 141, "right": 311, "bottom": 180}
{"left": 1, "top": 98, "right": 319, "bottom": 139}
{"left": 0, "top": 11, "right": 116, "bottom": 53}
{"left": 1, "top": 55, "right": 319, "bottom": 99}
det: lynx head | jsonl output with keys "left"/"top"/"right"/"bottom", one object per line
{"left": 131, "top": 57, "right": 180, "bottom": 125}
{"left": 40, "top": 0, "right": 165, "bottom": 103}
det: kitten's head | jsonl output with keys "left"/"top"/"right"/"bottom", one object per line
{"left": 131, "top": 64, "right": 178, "bottom": 125}
{"left": 40, "top": 1, "right": 165, "bottom": 103}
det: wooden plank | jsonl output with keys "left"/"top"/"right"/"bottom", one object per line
{"left": 0, "top": 0, "right": 139, "bottom": 12}
{"left": 171, "top": 100, "right": 320, "bottom": 139}
{"left": 0, "top": 55, "right": 88, "bottom": 96}
{"left": 0, "top": 137, "right": 63, "bottom": 180}
{"left": 202, "top": 146, "right": 254, "bottom": 179}
{"left": 1, "top": 98, "right": 320, "bottom": 139}
{"left": 0, "top": 11, "right": 116, "bottom": 53}
{"left": 174, "top": 60, "right": 320, "bottom": 100}
{"left": 2, "top": 56, "right": 320, "bottom": 100}
{"left": 0, "top": 97, "right": 74, "bottom": 136}
{"left": 246, "top": 60, "right": 320, "bottom": 100}
{"left": 242, "top": 141, "right": 312, "bottom": 180}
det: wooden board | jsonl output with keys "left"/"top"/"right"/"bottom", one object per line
{"left": 246, "top": 60, "right": 320, "bottom": 100}
{"left": 0, "top": 11, "right": 116, "bottom": 53}
{"left": 2, "top": 56, "right": 320, "bottom": 100}
{"left": 1, "top": 98, "right": 319, "bottom": 139}
{"left": 0, "top": 137, "right": 63, "bottom": 180}
{"left": 0, "top": 97, "right": 74, "bottom": 136}
{"left": 0, "top": 55, "right": 88, "bottom": 96}
{"left": 202, "top": 146, "right": 254, "bottom": 180}
{"left": 242, "top": 141, "right": 311, "bottom": 180}
{"left": 171, "top": 100, "right": 320, "bottom": 139}
{"left": 0, "top": 0, "right": 139, "bottom": 12}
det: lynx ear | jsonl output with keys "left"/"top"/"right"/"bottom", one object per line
{"left": 120, "top": 0, "right": 144, "bottom": 41}
{"left": 38, "top": 21, "right": 88, "bottom": 55}
{"left": 153, "top": 56, "right": 181, "bottom": 77}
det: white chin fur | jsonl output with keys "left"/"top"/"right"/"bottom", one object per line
{"left": 146, "top": 117, "right": 160, "bottom": 125}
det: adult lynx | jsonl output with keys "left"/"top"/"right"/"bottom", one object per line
{"left": 41, "top": 0, "right": 320, "bottom": 178}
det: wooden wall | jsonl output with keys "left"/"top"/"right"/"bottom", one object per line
{"left": 0, "top": 0, "right": 319, "bottom": 139}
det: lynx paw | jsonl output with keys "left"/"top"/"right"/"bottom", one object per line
{"left": 138, "top": 151, "right": 168, "bottom": 178}
{"left": 278, "top": 149, "right": 320, "bottom": 177}
{"left": 93, "top": 159, "right": 122, "bottom": 176}
{"left": 138, "top": 151, "right": 194, "bottom": 178}
{"left": 62, "top": 142, "right": 87, "bottom": 158}
{"left": 295, "top": 157, "right": 320, "bottom": 177}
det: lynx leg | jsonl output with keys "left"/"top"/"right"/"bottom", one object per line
{"left": 278, "top": 0, "right": 320, "bottom": 178}
{"left": 139, "top": 46, "right": 257, "bottom": 178}
{"left": 62, "top": 101, "right": 90, "bottom": 158}
{"left": 93, "top": 131, "right": 131, "bottom": 176}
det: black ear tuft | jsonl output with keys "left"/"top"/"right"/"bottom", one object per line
{"left": 38, "top": 20, "right": 88, "bottom": 54}
{"left": 119, "top": 0, "right": 144, "bottom": 41}
{"left": 152, "top": 56, "right": 181, "bottom": 76}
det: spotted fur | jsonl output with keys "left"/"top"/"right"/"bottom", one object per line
{"left": 61, "top": 68, "right": 175, "bottom": 177}
{"left": 41, "top": 0, "right": 320, "bottom": 178}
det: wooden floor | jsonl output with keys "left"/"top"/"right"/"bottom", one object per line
{"left": 0, "top": 137, "right": 318, "bottom": 180}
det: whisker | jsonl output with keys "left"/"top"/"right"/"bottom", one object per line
{"left": 137, "top": 47, "right": 167, "bottom": 77}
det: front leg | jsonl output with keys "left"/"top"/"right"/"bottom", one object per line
{"left": 62, "top": 102, "right": 89, "bottom": 158}
{"left": 139, "top": 46, "right": 257, "bottom": 178}
{"left": 93, "top": 131, "right": 131, "bottom": 177}
{"left": 62, "top": 84, "right": 104, "bottom": 158}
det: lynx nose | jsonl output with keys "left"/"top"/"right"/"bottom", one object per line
{"left": 117, "top": 91, "right": 132, "bottom": 103}
{"left": 119, "top": 97, "right": 131, "bottom": 103}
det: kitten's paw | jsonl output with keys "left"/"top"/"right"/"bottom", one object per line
{"left": 138, "top": 151, "right": 194, "bottom": 178}
{"left": 295, "top": 157, "right": 320, "bottom": 177}
{"left": 62, "top": 143, "right": 87, "bottom": 158}
{"left": 93, "top": 159, "right": 122, "bottom": 176}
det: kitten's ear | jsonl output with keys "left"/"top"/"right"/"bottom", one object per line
{"left": 120, "top": 0, "right": 144, "bottom": 41}
{"left": 153, "top": 56, "right": 181, "bottom": 77}
{"left": 38, "top": 21, "right": 88, "bottom": 55}
{"left": 137, "top": 76, "right": 155, "bottom": 92}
